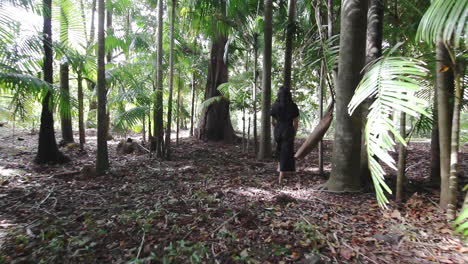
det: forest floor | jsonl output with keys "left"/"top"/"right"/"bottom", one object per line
{"left": 0, "top": 127, "right": 467, "bottom": 264}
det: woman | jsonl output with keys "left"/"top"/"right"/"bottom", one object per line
{"left": 271, "top": 86, "right": 299, "bottom": 184}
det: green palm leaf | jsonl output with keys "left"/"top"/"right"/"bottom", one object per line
{"left": 348, "top": 57, "right": 430, "bottom": 207}
{"left": 416, "top": 0, "right": 467, "bottom": 48}
{"left": 113, "top": 106, "right": 150, "bottom": 131}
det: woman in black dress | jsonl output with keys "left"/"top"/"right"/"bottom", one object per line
{"left": 271, "top": 86, "right": 299, "bottom": 184}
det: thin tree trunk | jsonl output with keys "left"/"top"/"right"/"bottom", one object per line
{"left": 190, "top": 71, "right": 196, "bottom": 137}
{"left": 360, "top": 0, "right": 383, "bottom": 185}
{"left": 247, "top": 116, "right": 251, "bottom": 151}
{"left": 283, "top": 0, "right": 296, "bottom": 89}
{"left": 89, "top": 0, "right": 96, "bottom": 47}
{"left": 176, "top": 74, "right": 181, "bottom": 145}
{"left": 152, "top": 0, "right": 164, "bottom": 156}
{"left": 318, "top": 62, "right": 325, "bottom": 176}
{"left": 165, "top": 0, "right": 176, "bottom": 159}
{"left": 253, "top": 34, "right": 258, "bottom": 153}
{"left": 242, "top": 106, "right": 246, "bottom": 152}
{"left": 326, "top": 0, "right": 367, "bottom": 191}
{"left": 142, "top": 113, "right": 146, "bottom": 142}
{"left": 35, "top": 0, "right": 67, "bottom": 164}
{"left": 429, "top": 87, "right": 440, "bottom": 186}
{"left": 96, "top": 0, "right": 109, "bottom": 174}
{"left": 447, "top": 64, "right": 463, "bottom": 220}
{"left": 437, "top": 41, "right": 455, "bottom": 209}
{"left": 105, "top": 5, "right": 113, "bottom": 140}
{"left": 60, "top": 62, "right": 74, "bottom": 143}
{"left": 327, "top": 0, "right": 333, "bottom": 38}
{"left": 80, "top": 0, "right": 88, "bottom": 43}
{"left": 77, "top": 72, "right": 86, "bottom": 150}
{"left": 396, "top": 112, "right": 406, "bottom": 202}
{"left": 258, "top": 0, "right": 273, "bottom": 160}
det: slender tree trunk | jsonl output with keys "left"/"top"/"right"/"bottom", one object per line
{"left": 258, "top": 0, "right": 273, "bottom": 160}
{"left": 89, "top": 0, "right": 96, "bottom": 47}
{"left": 360, "top": 0, "right": 383, "bottom": 185}
{"left": 283, "top": 0, "right": 296, "bottom": 89}
{"left": 176, "top": 74, "right": 181, "bottom": 145}
{"left": 59, "top": 62, "right": 74, "bottom": 143}
{"left": 80, "top": 0, "right": 88, "bottom": 43}
{"left": 318, "top": 62, "right": 325, "bottom": 176}
{"left": 396, "top": 112, "right": 407, "bottom": 202}
{"left": 325, "top": 0, "right": 368, "bottom": 191}
{"left": 148, "top": 111, "right": 152, "bottom": 138}
{"left": 197, "top": 36, "right": 235, "bottom": 142}
{"left": 247, "top": 116, "right": 251, "bottom": 151}
{"left": 242, "top": 106, "right": 246, "bottom": 151}
{"left": 165, "top": 0, "right": 176, "bottom": 159}
{"left": 96, "top": 0, "right": 109, "bottom": 174}
{"left": 327, "top": 0, "right": 333, "bottom": 38}
{"left": 105, "top": 6, "right": 113, "bottom": 140}
{"left": 253, "top": 34, "right": 258, "bottom": 153}
{"left": 430, "top": 87, "right": 440, "bottom": 186}
{"left": 77, "top": 72, "right": 85, "bottom": 150}
{"left": 35, "top": 0, "right": 67, "bottom": 164}
{"left": 437, "top": 41, "right": 455, "bottom": 209}
{"left": 447, "top": 64, "right": 463, "bottom": 220}
{"left": 152, "top": 0, "right": 165, "bottom": 156}
{"left": 142, "top": 113, "right": 146, "bottom": 142}
{"left": 190, "top": 71, "right": 196, "bottom": 137}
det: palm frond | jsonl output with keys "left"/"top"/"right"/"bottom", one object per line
{"left": 113, "top": 106, "right": 149, "bottom": 131}
{"left": 453, "top": 185, "right": 468, "bottom": 240}
{"left": 348, "top": 57, "right": 430, "bottom": 207}
{"left": 416, "top": 0, "right": 467, "bottom": 48}
{"left": 199, "top": 95, "right": 224, "bottom": 110}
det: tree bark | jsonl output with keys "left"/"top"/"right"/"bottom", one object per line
{"left": 77, "top": 71, "right": 85, "bottom": 150}
{"left": 360, "top": 0, "right": 383, "bottom": 186}
{"left": 258, "top": 0, "right": 273, "bottom": 160}
{"left": 89, "top": 0, "right": 96, "bottom": 47}
{"left": 35, "top": 0, "right": 67, "bottom": 164}
{"left": 96, "top": 0, "right": 109, "bottom": 174}
{"left": 165, "top": 0, "right": 176, "bottom": 159}
{"left": 176, "top": 74, "right": 181, "bottom": 145}
{"left": 190, "top": 71, "right": 196, "bottom": 137}
{"left": 396, "top": 112, "right": 406, "bottom": 202}
{"left": 197, "top": 36, "right": 236, "bottom": 142}
{"left": 253, "top": 34, "right": 259, "bottom": 153}
{"left": 283, "top": 0, "right": 296, "bottom": 89}
{"left": 152, "top": 0, "right": 165, "bottom": 157}
{"left": 59, "top": 62, "right": 74, "bottom": 144}
{"left": 325, "top": 0, "right": 368, "bottom": 192}
{"left": 327, "top": 0, "right": 333, "bottom": 38}
{"left": 437, "top": 41, "right": 454, "bottom": 209}
{"left": 429, "top": 87, "right": 440, "bottom": 186}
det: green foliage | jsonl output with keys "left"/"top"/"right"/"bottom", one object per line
{"left": 453, "top": 185, "right": 468, "bottom": 240}
{"left": 349, "top": 57, "right": 430, "bottom": 207}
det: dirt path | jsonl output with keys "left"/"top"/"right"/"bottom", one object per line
{"left": 0, "top": 127, "right": 467, "bottom": 263}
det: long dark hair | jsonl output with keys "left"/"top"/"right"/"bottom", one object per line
{"left": 277, "top": 85, "right": 293, "bottom": 108}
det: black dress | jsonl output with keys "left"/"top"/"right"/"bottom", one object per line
{"left": 271, "top": 102, "right": 299, "bottom": 172}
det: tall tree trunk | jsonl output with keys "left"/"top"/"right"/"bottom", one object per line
{"left": 77, "top": 71, "right": 86, "bottom": 150}
{"left": 437, "top": 41, "right": 455, "bottom": 209}
{"left": 318, "top": 62, "right": 325, "bottom": 176}
{"left": 165, "top": 0, "right": 176, "bottom": 159}
{"left": 360, "top": 0, "right": 383, "bottom": 185}
{"left": 60, "top": 61, "right": 74, "bottom": 143}
{"left": 253, "top": 34, "right": 258, "bottom": 153}
{"left": 283, "top": 0, "right": 296, "bottom": 89}
{"left": 142, "top": 112, "right": 146, "bottom": 142}
{"left": 105, "top": 5, "right": 113, "bottom": 140}
{"left": 89, "top": 0, "right": 96, "bottom": 47}
{"left": 447, "top": 63, "right": 463, "bottom": 220}
{"left": 96, "top": 0, "right": 109, "bottom": 174}
{"left": 35, "top": 0, "right": 67, "bottom": 164}
{"left": 396, "top": 112, "right": 407, "bottom": 202}
{"left": 152, "top": 0, "right": 165, "bottom": 157}
{"left": 176, "top": 74, "right": 181, "bottom": 145}
{"left": 197, "top": 36, "right": 235, "bottom": 142}
{"left": 325, "top": 0, "right": 368, "bottom": 191}
{"left": 430, "top": 87, "right": 440, "bottom": 186}
{"left": 80, "top": 0, "right": 88, "bottom": 43}
{"left": 327, "top": 0, "right": 333, "bottom": 38}
{"left": 258, "top": 0, "right": 273, "bottom": 160}
{"left": 190, "top": 71, "right": 196, "bottom": 137}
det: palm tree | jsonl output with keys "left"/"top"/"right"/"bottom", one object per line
{"left": 258, "top": 0, "right": 273, "bottom": 159}
{"left": 165, "top": 0, "right": 176, "bottom": 159}
{"left": 35, "top": 0, "right": 68, "bottom": 164}
{"left": 283, "top": 0, "right": 296, "bottom": 89}
{"left": 96, "top": 0, "right": 109, "bottom": 174}
{"left": 325, "top": 0, "right": 368, "bottom": 191}
{"left": 152, "top": 0, "right": 164, "bottom": 157}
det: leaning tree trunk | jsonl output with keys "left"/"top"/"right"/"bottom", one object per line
{"left": 60, "top": 61, "right": 74, "bottom": 144}
{"left": 447, "top": 64, "right": 463, "bottom": 220}
{"left": 437, "top": 41, "right": 455, "bottom": 209}
{"left": 77, "top": 71, "right": 86, "bottom": 150}
{"left": 360, "top": 0, "right": 383, "bottom": 186}
{"left": 35, "top": 0, "right": 67, "bottom": 164}
{"left": 197, "top": 35, "right": 236, "bottom": 142}
{"left": 325, "top": 0, "right": 368, "bottom": 192}
{"left": 152, "top": 0, "right": 165, "bottom": 156}
{"left": 96, "top": 0, "right": 109, "bottom": 174}
{"left": 257, "top": 0, "right": 273, "bottom": 160}
{"left": 165, "top": 0, "right": 176, "bottom": 159}
{"left": 283, "top": 0, "right": 296, "bottom": 89}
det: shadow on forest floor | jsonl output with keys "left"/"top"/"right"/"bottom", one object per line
{"left": 0, "top": 126, "right": 467, "bottom": 263}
